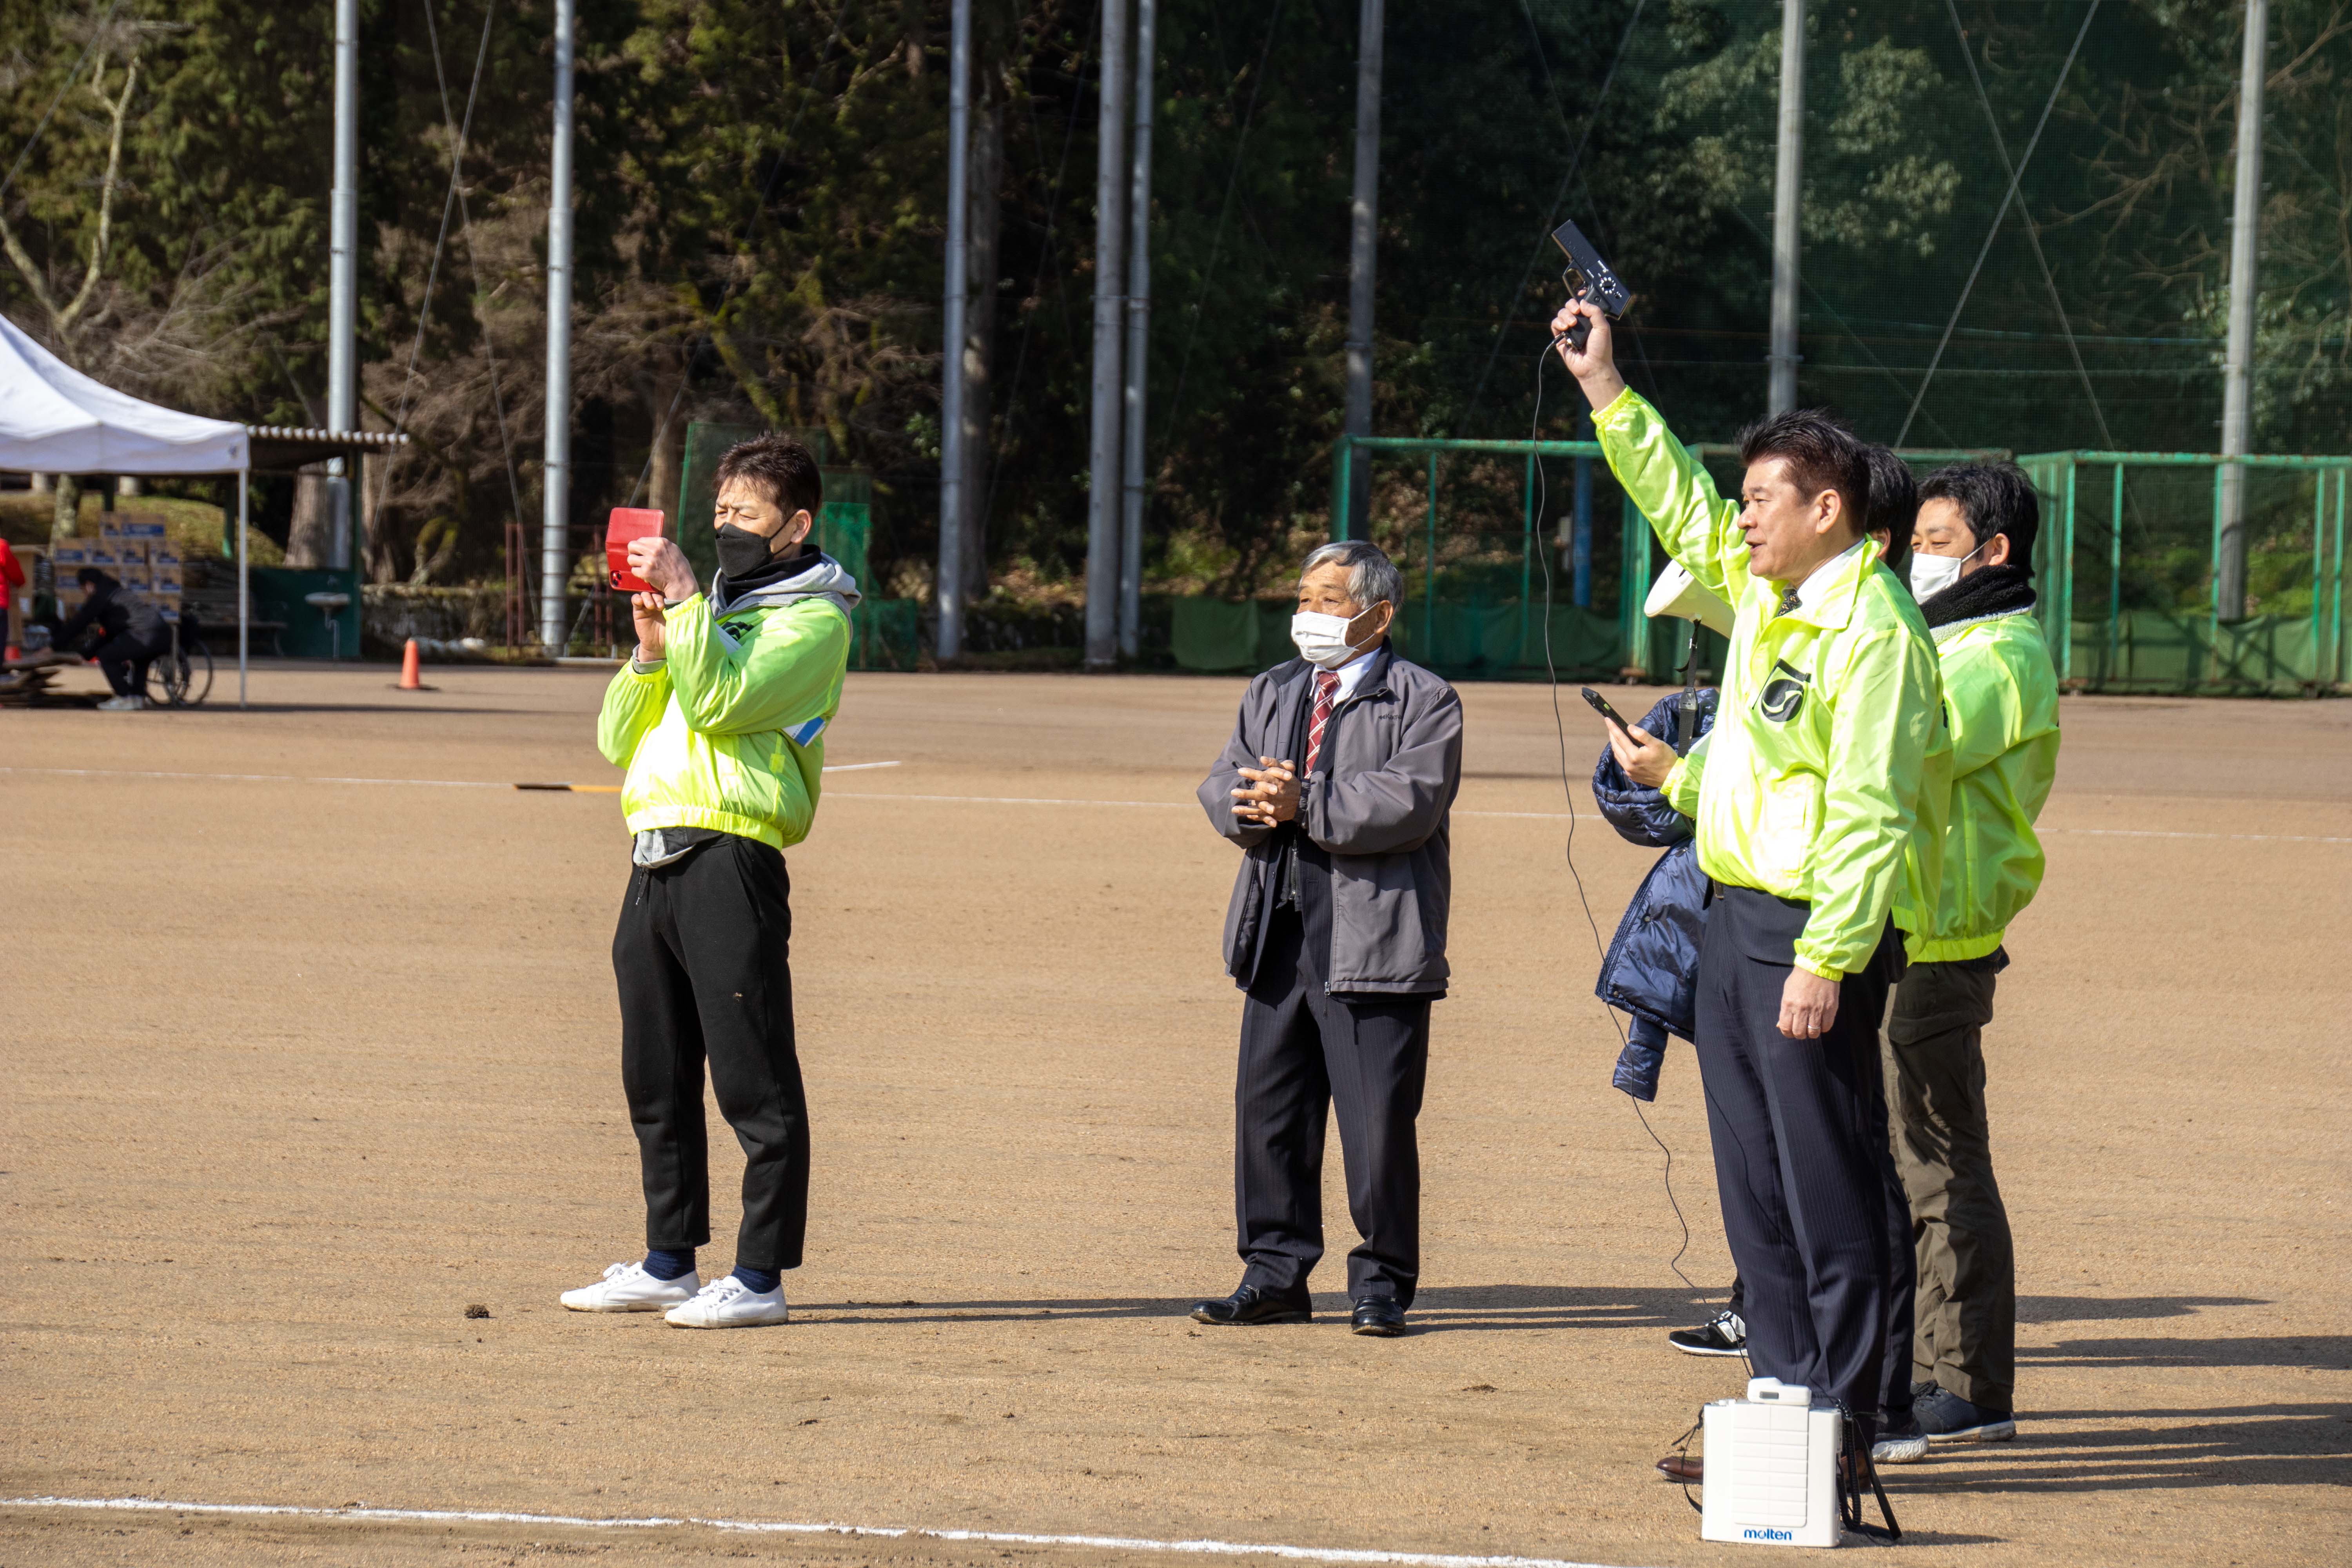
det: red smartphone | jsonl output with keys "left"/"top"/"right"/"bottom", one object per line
{"left": 606, "top": 508, "right": 664, "bottom": 592}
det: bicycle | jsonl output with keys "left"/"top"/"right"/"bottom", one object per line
{"left": 145, "top": 614, "right": 214, "bottom": 708}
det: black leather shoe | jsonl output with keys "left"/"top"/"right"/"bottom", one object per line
{"left": 1350, "top": 1297, "right": 1407, "bottom": 1336}
{"left": 1190, "top": 1283, "right": 1312, "bottom": 1325}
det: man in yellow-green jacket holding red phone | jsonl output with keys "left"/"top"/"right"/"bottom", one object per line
{"left": 558, "top": 433, "right": 855, "bottom": 1332}
{"left": 1874, "top": 463, "right": 2060, "bottom": 1456}
{"left": 1558, "top": 298, "right": 1949, "bottom": 1464}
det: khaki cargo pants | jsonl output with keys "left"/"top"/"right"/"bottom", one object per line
{"left": 1885, "top": 956, "right": 2015, "bottom": 1412}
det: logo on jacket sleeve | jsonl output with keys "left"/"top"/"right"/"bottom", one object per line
{"left": 1757, "top": 659, "right": 1810, "bottom": 723}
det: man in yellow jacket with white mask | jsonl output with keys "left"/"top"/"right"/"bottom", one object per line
{"left": 1556, "top": 298, "right": 1949, "bottom": 1468}
{"left": 1874, "top": 462, "right": 2060, "bottom": 1456}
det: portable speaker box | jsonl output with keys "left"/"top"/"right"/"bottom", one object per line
{"left": 1698, "top": 1378, "right": 1844, "bottom": 1548}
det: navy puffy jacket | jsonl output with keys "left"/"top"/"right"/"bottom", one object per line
{"left": 1593, "top": 689, "right": 1719, "bottom": 1101}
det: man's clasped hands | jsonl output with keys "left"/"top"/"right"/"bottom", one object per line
{"left": 1230, "top": 756, "right": 1301, "bottom": 827}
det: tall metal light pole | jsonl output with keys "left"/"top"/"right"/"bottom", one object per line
{"left": 1118, "top": 0, "right": 1156, "bottom": 658}
{"left": 1341, "top": 0, "right": 1384, "bottom": 538}
{"left": 1083, "top": 0, "right": 1130, "bottom": 669}
{"left": 1767, "top": 0, "right": 1805, "bottom": 414}
{"left": 540, "top": 0, "right": 576, "bottom": 653}
{"left": 327, "top": 0, "right": 359, "bottom": 572}
{"left": 2218, "top": 0, "right": 2267, "bottom": 622}
{"left": 938, "top": 0, "right": 973, "bottom": 661}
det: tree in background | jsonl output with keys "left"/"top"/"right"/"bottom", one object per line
{"left": 0, "top": 0, "right": 2342, "bottom": 615}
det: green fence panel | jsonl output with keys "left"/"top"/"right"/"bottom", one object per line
{"left": 2066, "top": 607, "right": 2327, "bottom": 693}
{"left": 851, "top": 599, "right": 919, "bottom": 672}
{"left": 815, "top": 501, "right": 872, "bottom": 591}
{"left": 1172, "top": 598, "right": 1263, "bottom": 671}
{"left": 249, "top": 566, "right": 360, "bottom": 659}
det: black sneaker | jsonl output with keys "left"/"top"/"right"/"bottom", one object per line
{"left": 1666, "top": 1309, "right": 1746, "bottom": 1357}
{"left": 1913, "top": 1385, "right": 2016, "bottom": 1444}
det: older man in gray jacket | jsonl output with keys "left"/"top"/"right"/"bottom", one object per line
{"left": 1192, "top": 540, "right": 1464, "bottom": 1338}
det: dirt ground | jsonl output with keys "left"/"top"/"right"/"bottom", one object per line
{"left": 3, "top": 661, "right": 2347, "bottom": 1568}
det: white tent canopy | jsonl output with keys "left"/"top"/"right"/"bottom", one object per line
{"left": 0, "top": 314, "right": 248, "bottom": 474}
{"left": 0, "top": 313, "right": 405, "bottom": 708}
{"left": 0, "top": 310, "right": 263, "bottom": 702}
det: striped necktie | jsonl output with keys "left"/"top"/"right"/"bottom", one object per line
{"left": 1305, "top": 670, "right": 1341, "bottom": 777}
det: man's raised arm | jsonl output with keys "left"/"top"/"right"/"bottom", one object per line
{"left": 1552, "top": 299, "right": 1752, "bottom": 610}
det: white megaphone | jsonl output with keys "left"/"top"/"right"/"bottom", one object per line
{"left": 1643, "top": 559, "right": 1736, "bottom": 637}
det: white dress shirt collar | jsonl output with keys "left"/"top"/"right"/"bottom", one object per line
{"left": 1325, "top": 641, "right": 1383, "bottom": 702}
{"left": 1786, "top": 537, "right": 1871, "bottom": 610}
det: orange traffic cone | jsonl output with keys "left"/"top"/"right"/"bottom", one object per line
{"left": 398, "top": 638, "right": 424, "bottom": 690}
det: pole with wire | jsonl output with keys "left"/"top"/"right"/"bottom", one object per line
{"left": 236, "top": 469, "right": 249, "bottom": 709}
{"left": 1083, "top": 0, "right": 1130, "bottom": 669}
{"left": 540, "top": 0, "right": 576, "bottom": 654}
{"left": 1118, "top": 0, "right": 1156, "bottom": 659}
{"left": 938, "top": 0, "right": 972, "bottom": 662}
{"left": 1767, "top": 0, "right": 1804, "bottom": 414}
{"left": 326, "top": 0, "right": 358, "bottom": 577}
{"left": 2217, "top": 0, "right": 2267, "bottom": 624}
{"left": 1341, "top": 0, "right": 1384, "bottom": 539}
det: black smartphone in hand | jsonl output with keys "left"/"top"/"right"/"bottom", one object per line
{"left": 1581, "top": 687, "right": 1630, "bottom": 729}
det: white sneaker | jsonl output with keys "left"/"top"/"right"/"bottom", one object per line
{"left": 664, "top": 1274, "right": 789, "bottom": 1328}
{"left": 560, "top": 1260, "right": 699, "bottom": 1313}
{"left": 1871, "top": 1428, "right": 1930, "bottom": 1465}
{"left": 97, "top": 695, "right": 148, "bottom": 711}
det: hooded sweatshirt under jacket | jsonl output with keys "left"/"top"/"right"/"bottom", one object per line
{"left": 596, "top": 549, "right": 858, "bottom": 850}
{"left": 1594, "top": 388, "right": 1950, "bottom": 980}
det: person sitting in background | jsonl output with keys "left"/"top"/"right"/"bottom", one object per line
{"left": 55, "top": 567, "right": 168, "bottom": 711}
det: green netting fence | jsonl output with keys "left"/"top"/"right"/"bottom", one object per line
{"left": 1165, "top": 436, "right": 2352, "bottom": 694}
{"left": 675, "top": 421, "right": 918, "bottom": 671}
{"left": 2018, "top": 452, "right": 2349, "bottom": 695}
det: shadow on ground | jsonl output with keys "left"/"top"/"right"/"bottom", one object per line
{"left": 1904, "top": 1404, "right": 2352, "bottom": 1495}
{"left": 2024, "top": 1336, "right": 2348, "bottom": 1371}
{"left": 797, "top": 1283, "right": 1716, "bottom": 1332}
{"left": 2016, "top": 1295, "right": 2267, "bottom": 1323}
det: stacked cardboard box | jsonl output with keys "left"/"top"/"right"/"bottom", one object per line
{"left": 50, "top": 541, "right": 91, "bottom": 613}
{"left": 98, "top": 517, "right": 180, "bottom": 608}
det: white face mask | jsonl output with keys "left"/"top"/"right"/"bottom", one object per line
{"left": 1908, "top": 539, "right": 1985, "bottom": 601}
{"left": 1290, "top": 607, "right": 1376, "bottom": 670}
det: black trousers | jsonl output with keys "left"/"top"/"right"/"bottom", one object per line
{"left": 612, "top": 834, "right": 810, "bottom": 1272}
{"left": 1234, "top": 908, "right": 1433, "bottom": 1306}
{"left": 95, "top": 629, "right": 167, "bottom": 697}
{"left": 1695, "top": 885, "right": 1911, "bottom": 1424}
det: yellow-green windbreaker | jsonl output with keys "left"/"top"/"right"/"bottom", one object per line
{"left": 1906, "top": 610, "right": 2060, "bottom": 961}
{"left": 1595, "top": 388, "right": 1951, "bottom": 980}
{"left": 595, "top": 557, "right": 856, "bottom": 850}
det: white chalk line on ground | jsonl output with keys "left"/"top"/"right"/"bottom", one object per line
{"left": 6, "top": 766, "right": 2342, "bottom": 842}
{"left": 0, "top": 1496, "right": 1643, "bottom": 1568}
{"left": 0, "top": 762, "right": 900, "bottom": 788}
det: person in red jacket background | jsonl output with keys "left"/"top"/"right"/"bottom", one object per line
{"left": 0, "top": 538, "right": 24, "bottom": 661}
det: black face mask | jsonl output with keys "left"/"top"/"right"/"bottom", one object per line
{"left": 714, "top": 523, "right": 780, "bottom": 580}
